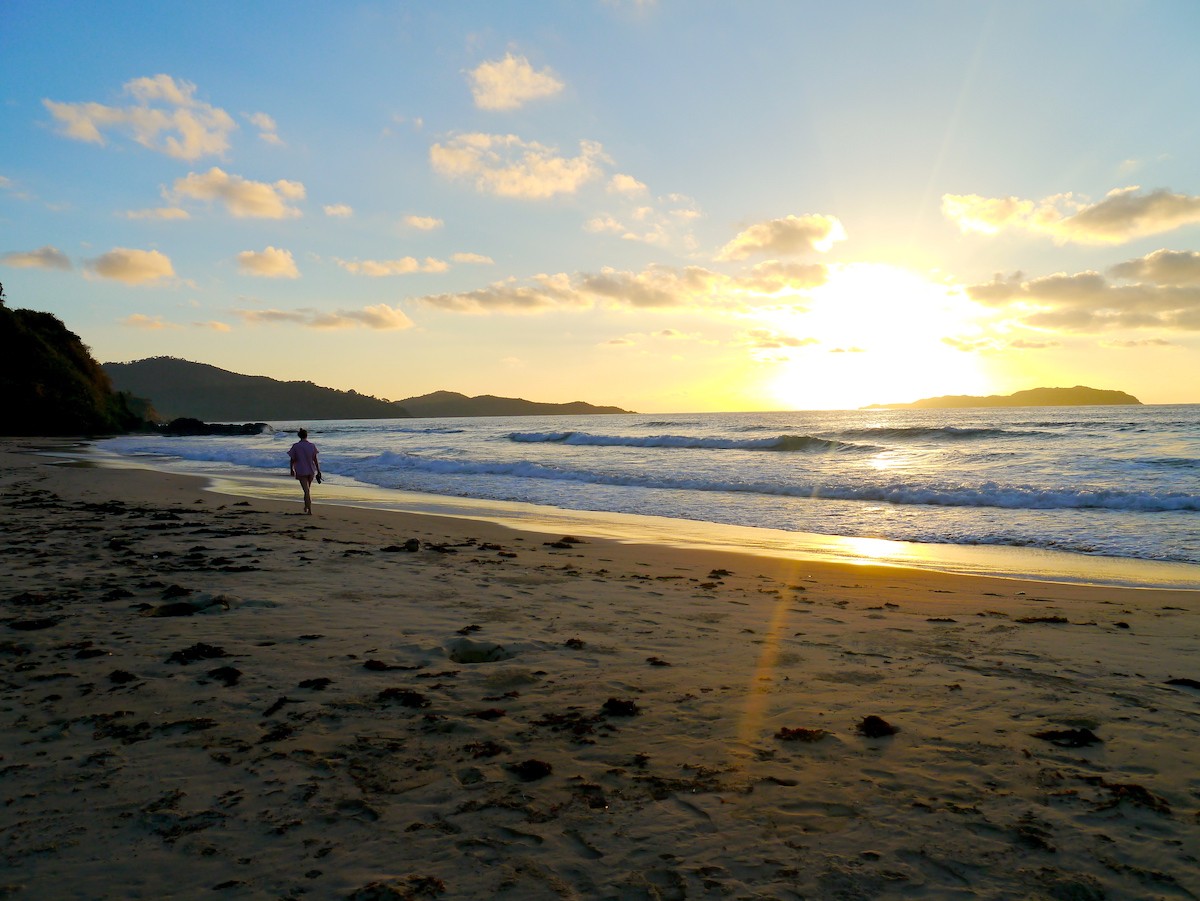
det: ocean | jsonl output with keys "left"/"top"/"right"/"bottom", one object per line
{"left": 94, "top": 404, "right": 1200, "bottom": 586}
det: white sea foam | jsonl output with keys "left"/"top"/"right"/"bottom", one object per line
{"left": 507, "top": 430, "right": 868, "bottom": 452}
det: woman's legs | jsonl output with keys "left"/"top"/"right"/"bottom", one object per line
{"left": 298, "top": 475, "right": 313, "bottom": 513}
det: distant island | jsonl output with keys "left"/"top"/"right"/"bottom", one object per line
{"left": 862, "top": 386, "right": 1142, "bottom": 410}
{"left": 396, "top": 390, "right": 630, "bottom": 419}
{"left": 103, "top": 357, "right": 633, "bottom": 421}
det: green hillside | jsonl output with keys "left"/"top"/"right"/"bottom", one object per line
{"left": 0, "top": 284, "right": 153, "bottom": 436}
{"left": 103, "top": 357, "right": 411, "bottom": 421}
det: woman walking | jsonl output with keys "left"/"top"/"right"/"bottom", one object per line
{"left": 287, "top": 428, "right": 322, "bottom": 514}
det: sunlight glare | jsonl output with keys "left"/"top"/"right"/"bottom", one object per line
{"left": 759, "top": 263, "right": 991, "bottom": 409}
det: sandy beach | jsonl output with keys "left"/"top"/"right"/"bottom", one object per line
{"left": 2, "top": 440, "right": 1198, "bottom": 901}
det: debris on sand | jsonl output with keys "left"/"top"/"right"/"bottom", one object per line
{"left": 508, "top": 759, "right": 553, "bottom": 781}
{"left": 1031, "top": 727, "right": 1102, "bottom": 748}
{"left": 857, "top": 715, "right": 898, "bottom": 737}
{"left": 775, "top": 726, "right": 829, "bottom": 742}
{"left": 602, "top": 698, "right": 640, "bottom": 717}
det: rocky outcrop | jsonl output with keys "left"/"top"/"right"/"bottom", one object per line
{"left": 160, "top": 418, "right": 272, "bottom": 436}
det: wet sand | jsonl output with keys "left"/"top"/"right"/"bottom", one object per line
{"left": 2, "top": 440, "right": 1198, "bottom": 900}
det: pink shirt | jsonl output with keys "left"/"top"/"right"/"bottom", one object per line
{"left": 288, "top": 439, "right": 319, "bottom": 477}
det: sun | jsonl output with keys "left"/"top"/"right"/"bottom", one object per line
{"left": 755, "top": 262, "right": 993, "bottom": 409}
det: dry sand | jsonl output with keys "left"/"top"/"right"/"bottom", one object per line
{"left": 2, "top": 440, "right": 1198, "bottom": 901}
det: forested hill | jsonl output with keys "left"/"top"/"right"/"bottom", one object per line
{"left": 862, "top": 386, "right": 1142, "bottom": 409}
{"left": 103, "top": 357, "right": 635, "bottom": 420}
{"left": 103, "top": 357, "right": 410, "bottom": 421}
{"left": 0, "top": 285, "right": 153, "bottom": 436}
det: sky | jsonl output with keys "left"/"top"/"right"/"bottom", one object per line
{"left": 2, "top": 0, "right": 1199, "bottom": 412}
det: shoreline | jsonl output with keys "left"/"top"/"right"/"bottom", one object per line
{"left": 73, "top": 441, "right": 1200, "bottom": 590}
{"left": 3, "top": 440, "right": 1198, "bottom": 899}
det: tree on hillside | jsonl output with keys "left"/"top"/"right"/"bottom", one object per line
{"left": 0, "top": 282, "right": 156, "bottom": 435}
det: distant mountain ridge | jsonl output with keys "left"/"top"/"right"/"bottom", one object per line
{"left": 103, "top": 358, "right": 409, "bottom": 422}
{"left": 862, "top": 386, "right": 1142, "bottom": 410}
{"left": 103, "top": 357, "right": 632, "bottom": 421}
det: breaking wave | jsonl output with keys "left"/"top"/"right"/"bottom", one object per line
{"left": 506, "top": 431, "right": 871, "bottom": 453}
{"left": 338, "top": 451, "right": 1200, "bottom": 513}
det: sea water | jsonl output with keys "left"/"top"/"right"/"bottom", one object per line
{"left": 96, "top": 405, "right": 1200, "bottom": 580}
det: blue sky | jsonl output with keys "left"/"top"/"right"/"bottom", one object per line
{"left": 3, "top": 0, "right": 1199, "bottom": 410}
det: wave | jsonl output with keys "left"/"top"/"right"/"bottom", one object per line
{"left": 99, "top": 435, "right": 1200, "bottom": 515}
{"left": 828, "top": 426, "right": 1048, "bottom": 441}
{"left": 1135, "top": 457, "right": 1200, "bottom": 470}
{"left": 339, "top": 451, "right": 1200, "bottom": 514}
{"left": 506, "top": 431, "right": 872, "bottom": 453}
{"left": 305, "top": 425, "right": 467, "bottom": 435}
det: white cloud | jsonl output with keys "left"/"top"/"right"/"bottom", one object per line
{"left": 468, "top": 54, "right": 564, "bottom": 111}
{"left": 940, "top": 194, "right": 1034, "bottom": 235}
{"left": 717, "top": 214, "right": 846, "bottom": 260}
{"left": 965, "top": 269, "right": 1200, "bottom": 331}
{"left": 324, "top": 204, "right": 354, "bottom": 218}
{"left": 430, "top": 133, "right": 606, "bottom": 199}
{"left": 335, "top": 304, "right": 415, "bottom": 330}
{"left": 1101, "top": 337, "right": 1175, "bottom": 348}
{"left": 336, "top": 257, "right": 447, "bottom": 276}
{"left": 403, "top": 215, "right": 443, "bottom": 230}
{"left": 620, "top": 224, "right": 670, "bottom": 246}
{"left": 229, "top": 308, "right": 309, "bottom": 325}
{"left": 190, "top": 320, "right": 232, "bottom": 332}
{"left": 1, "top": 246, "right": 72, "bottom": 270}
{"left": 737, "top": 260, "right": 828, "bottom": 293}
{"left": 452, "top": 252, "right": 494, "bottom": 264}
{"left": 600, "top": 328, "right": 702, "bottom": 348}
{"left": 0, "top": 175, "right": 32, "bottom": 201}
{"left": 168, "top": 167, "right": 305, "bottom": 218}
{"left": 742, "top": 328, "right": 819, "bottom": 350}
{"left": 125, "top": 206, "right": 190, "bottom": 220}
{"left": 245, "top": 111, "right": 283, "bottom": 146}
{"left": 584, "top": 216, "right": 625, "bottom": 235}
{"left": 1008, "top": 338, "right": 1062, "bottom": 349}
{"left": 420, "top": 273, "right": 587, "bottom": 313}
{"left": 417, "top": 260, "right": 826, "bottom": 315}
{"left": 232, "top": 303, "right": 413, "bottom": 330}
{"left": 586, "top": 192, "right": 703, "bottom": 250}
{"left": 942, "top": 336, "right": 1003, "bottom": 353}
{"left": 87, "top": 248, "right": 175, "bottom": 285}
{"left": 120, "top": 313, "right": 182, "bottom": 330}
{"left": 1108, "top": 249, "right": 1200, "bottom": 285}
{"left": 942, "top": 187, "right": 1200, "bottom": 245}
{"left": 236, "top": 246, "right": 299, "bottom": 279}
{"left": 44, "top": 75, "right": 237, "bottom": 161}
{"left": 391, "top": 115, "right": 424, "bottom": 131}
{"left": 578, "top": 266, "right": 727, "bottom": 309}
{"left": 608, "top": 174, "right": 647, "bottom": 195}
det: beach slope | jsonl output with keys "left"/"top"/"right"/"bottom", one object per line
{"left": 2, "top": 442, "right": 1198, "bottom": 900}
